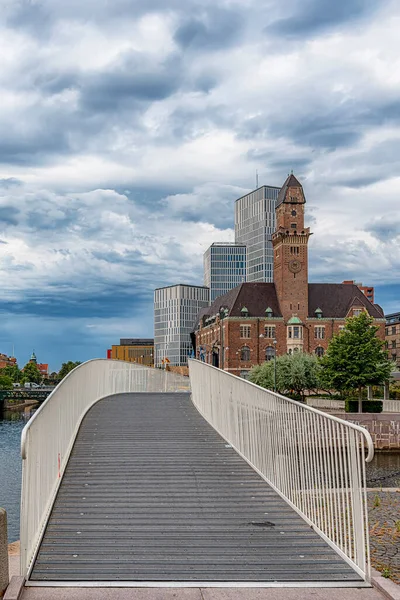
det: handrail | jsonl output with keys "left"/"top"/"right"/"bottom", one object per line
{"left": 188, "top": 359, "right": 372, "bottom": 581}
{"left": 20, "top": 359, "right": 190, "bottom": 577}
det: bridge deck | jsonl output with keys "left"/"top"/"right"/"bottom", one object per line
{"left": 30, "top": 393, "right": 362, "bottom": 583}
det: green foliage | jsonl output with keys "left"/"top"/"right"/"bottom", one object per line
{"left": 248, "top": 362, "right": 274, "bottom": 389}
{"left": 321, "top": 312, "right": 392, "bottom": 411}
{"left": 0, "top": 375, "right": 14, "bottom": 390}
{"left": 381, "top": 567, "right": 392, "bottom": 579}
{"left": 58, "top": 361, "right": 82, "bottom": 381}
{"left": 373, "top": 494, "right": 381, "bottom": 508}
{"left": 345, "top": 399, "right": 383, "bottom": 413}
{"left": 0, "top": 364, "right": 21, "bottom": 382}
{"left": 249, "top": 352, "right": 322, "bottom": 399}
{"left": 22, "top": 362, "right": 41, "bottom": 383}
{"left": 389, "top": 384, "right": 400, "bottom": 399}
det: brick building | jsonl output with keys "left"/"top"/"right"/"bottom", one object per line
{"left": 0, "top": 353, "right": 17, "bottom": 369}
{"left": 385, "top": 312, "right": 400, "bottom": 368}
{"left": 194, "top": 174, "right": 385, "bottom": 377}
{"left": 342, "top": 280, "right": 374, "bottom": 303}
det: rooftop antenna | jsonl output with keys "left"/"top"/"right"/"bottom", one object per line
{"left": 256, "top": 170, "right": 259, "bottom": 188}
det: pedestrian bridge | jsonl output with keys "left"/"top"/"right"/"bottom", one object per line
{"left": 20, "top": 360, "right": 373, "bottom": 588}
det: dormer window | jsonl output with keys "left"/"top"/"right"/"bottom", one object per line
{"left": 315, "top": 307, "right": 323, "bottom": 319}
{"left": 265, "top": 307, "right": 273, "bottom": 318}
{"left": 241, "top": 306, "right": 249, "bottom": 317}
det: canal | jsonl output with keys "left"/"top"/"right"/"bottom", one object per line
{"left": 0, "top": 406, "right": 399, "bottom": 544}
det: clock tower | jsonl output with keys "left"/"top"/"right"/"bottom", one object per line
{"left": 272, "top": 174, "right": 311, "bottom": 323}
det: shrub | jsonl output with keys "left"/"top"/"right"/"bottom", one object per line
{"left": 345, "top": 399, "right": 383, "bottom": 413}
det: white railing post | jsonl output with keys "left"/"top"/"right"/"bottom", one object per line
{"left": 188, "top": 359, "right": 373, "bottom": 581}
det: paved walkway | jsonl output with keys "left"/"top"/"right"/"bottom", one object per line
{"left": 30, "top": 393, "right": 360, "bottom": 584}
{"left": 368, "top": 490, "right": 400, "bottom": 584}
{"left": 20, "top": 586, "right": 387, "bottom": 600}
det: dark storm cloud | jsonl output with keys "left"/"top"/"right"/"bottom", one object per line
{"left": 267, "top": 0, "right": 379, "bottom": 38}
{"left": 174, "top": 7, "right": 243, "bottom": 51}
{"left": 365, "top": 216, "right": 400, "bottom": 242}
{"left": 80, "top": 56, "right": 183, "bottom": 112}
{"left": 0, "top": 121, "right": 71, "bottom": 165}
{"left": 0, "top": 178, "right": 23, "bottom": 188}
{"left": 240, "top": 96, "right": 400, "bottom": 152}
{"left": 0, "top": 206, "right": 20, "bottom": 226}
{"left": 338, "top": 175, "right": 383, "bottom": 189}
{"left": 247, "top": 149, "right": 312, "bottom": 173}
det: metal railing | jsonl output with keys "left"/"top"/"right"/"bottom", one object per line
{"left": 20, "top": 359, "right": 189, "bottom": 576}
{"left": 189, "top": 359, "right": 373, "bottom": 581}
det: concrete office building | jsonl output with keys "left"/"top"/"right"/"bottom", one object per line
{"left": 235, "top": 185, "right": 280, "bottom": 282}
{"left": 204, "top": 243, "right": 246, "bottom": 303}
{"left": 154, "top": 284, "right": 209, "bottom": 367}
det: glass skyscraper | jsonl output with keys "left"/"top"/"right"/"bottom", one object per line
{"left": 203, "top": 243, "right": 246, "bottom": 303}
{"left": 154, "top": 284, "right": 209, "bottom": 367}
{"left": 235, "top": 185, "right": 280, "bottom": 282}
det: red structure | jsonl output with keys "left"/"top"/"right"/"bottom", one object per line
{"left": 342, "top": 280, "right": 374, "bottom": 304}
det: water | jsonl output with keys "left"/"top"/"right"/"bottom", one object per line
{"left": 0, "top": 407, "right": 35, "bottom": 542}
{"left": 366, "top": 452, "right": 400, "bottom": 488}
{"left": 0, "top": 406, "right": 399, "bottom": 543}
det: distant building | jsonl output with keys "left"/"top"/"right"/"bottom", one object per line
{"left": 342, "top": 280, "right": 374, "bottom": 304}
{"left": 29, "top": 350, "right": 49, "bottom": 377}
{"left": 235, "top": 185, "right": 280, "bottom": 282}
{"left": 385, "top": 312, "right": 400, "bottom": 368}
{"left": 111, "top": 339, "right": 154, "bottom": 366}
{"left": 195, "top": 175, "right": 385, "bottom": 377}
{"left": 154, "top": 284, "right": 209, "bottom": 367}
{"left": 0, "top": 353, "right": 17, "bottom": 369}
{"left": 204, "top": 243, "right": 246, "bottom": 303}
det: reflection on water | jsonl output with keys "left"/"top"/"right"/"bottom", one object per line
{"left": 0, "top": 407, "right": 36, "bottom": 542}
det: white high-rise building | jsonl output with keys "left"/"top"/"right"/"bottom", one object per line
{"left": 204, "top": 243, "right": 246, "bottom": 303}
{"left": 235, "top": 185, "right": 280, "bottom": 282}
{"left": 154, "top": 284, "right": 209, "bottom": 367}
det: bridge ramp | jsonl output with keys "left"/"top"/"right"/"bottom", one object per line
{"left": 30, "top": 393, "right": 362, "bottom": 584}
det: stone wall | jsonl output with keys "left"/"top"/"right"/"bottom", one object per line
{"left": 335, "top": 413, "right": 400, "bottom": 450}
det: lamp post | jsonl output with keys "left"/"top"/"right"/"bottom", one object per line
{"left": 273, "top": 339, "right": 277, "bottom": 392}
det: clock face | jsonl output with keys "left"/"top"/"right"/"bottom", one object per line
{"left": 291, "top": 210, "right": 297, "bottom": 216}
{"left": 288, "top": 259, "right": 302, "bottom": 273}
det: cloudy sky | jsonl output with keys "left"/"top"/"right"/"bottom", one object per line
{"left": 0, "top": 0, "right": 399, "bottom": 370}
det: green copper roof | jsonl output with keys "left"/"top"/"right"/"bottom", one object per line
{"left": 265, "top": 306, "right": 273, "bottom": 313}
{"left": 315, "top": 307, "right": 323, "bottom": 313}
{"left": 287, "top": 316, "right": 302, "bottom": 324}
{"left": 241, "top": 306, "right": 248, "bottom": 312}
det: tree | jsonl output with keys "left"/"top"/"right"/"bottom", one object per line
{"left": 320, "top": 312, "right": 392, "bottom": 412}
{"left": 0, "top": 364, "right": 21, "bottom": 382}
{"left": 22, "top": 362, "right": 42, "bottom": 384}
{"left": 58, "top": 361, "right": 82, "bottom": 381}
{"left": 249, "top": 351, "right": 322, "bottom": 400}
{"left": 0, "top": 375, "right": 13, "bottom": 390}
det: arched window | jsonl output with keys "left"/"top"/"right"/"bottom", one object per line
{"left": 241, "top": 346, "right": 250, "bottom": 361}
{"left": 265, "top": 346, "right": 275, "bottom": 361}
{"left": 315, "top": 346, "right": 324, "bottom": 357}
